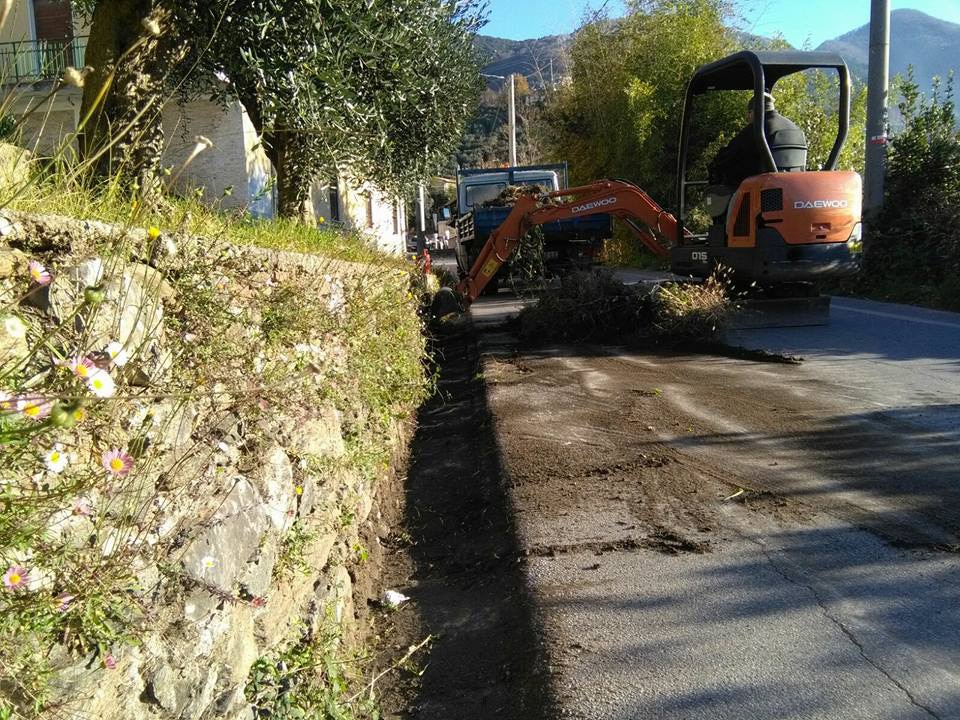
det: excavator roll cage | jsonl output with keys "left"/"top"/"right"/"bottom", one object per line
{"left": 454, "top": 179, "right": 684, "bottom": 304}
{"left": 676, "top": 50, "right": 852, "bottom": 244}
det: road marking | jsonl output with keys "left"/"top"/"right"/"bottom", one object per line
{"left": 834, "top": 303, "right": 960, "bottom": 330}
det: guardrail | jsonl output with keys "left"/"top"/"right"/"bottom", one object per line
{"left": 0, "top": 36, "right": 88, "bottom": 84}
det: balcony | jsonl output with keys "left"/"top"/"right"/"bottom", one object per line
{"left": 0, "top": 36, "right": 88, "bottom": 85}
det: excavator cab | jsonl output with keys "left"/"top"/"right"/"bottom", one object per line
{"left": 671, "top": 50, "right": 862, "bottom": 283}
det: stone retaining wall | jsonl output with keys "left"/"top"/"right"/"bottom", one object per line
{"left": 0, "top": 213, "right": 425, "bottom": 719}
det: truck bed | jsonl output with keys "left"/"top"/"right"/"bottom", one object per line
{"left": 458, "top": 206, "right": 613, "bottom": 245}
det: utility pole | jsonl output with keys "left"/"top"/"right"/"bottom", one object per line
{"left": 864, "top": 0, "right": 890, "bottom": 219}
{"left": 481, "top": 72, "right": 519, "bottom": 167}
{"left": 508, "top": 73, "right": 517, "bottom": 167}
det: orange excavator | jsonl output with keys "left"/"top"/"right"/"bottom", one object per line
{"left": 433, "top": 50, "right": 862, "bottom": 320}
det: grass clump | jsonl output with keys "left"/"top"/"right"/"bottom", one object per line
{"left": 4, "top": 172, "right": 398, "bottom": 266}
{"left": 246, "top": 625, "right": 376, "bottom": 720}
{"left": 246, "top": 620, "right": 431, "bottom": 720}
{"left": 652, "top": 272, "right": 732, "bottom": 342}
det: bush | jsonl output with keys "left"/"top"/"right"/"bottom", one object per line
{"left": 862, "top": 73, "right": 960, "bottom": 310}
{"left": 652, "top": 273, "right": 731, "bottom": 342}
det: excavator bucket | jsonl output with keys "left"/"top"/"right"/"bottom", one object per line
{"left": 431, "top": 286, "right": 463, "bottom": 319}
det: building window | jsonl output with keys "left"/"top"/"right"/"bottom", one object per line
{"left": 328, "top": 182, "right": 340, "bottom": 222}
{"left": 33, "top": 0, "right": 73, "bottom": 41}
{"left": 365, "top": 192, "right": 373, "bottom": 229}
{"left": 392, "top": 201, "right": 399, "bottom": 235}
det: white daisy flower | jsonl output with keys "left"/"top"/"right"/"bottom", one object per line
{"left": 44, "top": 445, "right": 68, "bottom": 473}
{"left": 104, "top": 341, "right": 130, "bottom": 367}
{"left": 2, "top": 314, "right": 26, "bottom": 340}
{"left": 86, "top": 370, "right": 116, "bottom": 398}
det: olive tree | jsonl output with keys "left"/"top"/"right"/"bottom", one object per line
{"left": 75, "top": 0, "right": 177, "bottom": 198}
{"left": 76, "top": 0, "right": 483, "bottom": 219}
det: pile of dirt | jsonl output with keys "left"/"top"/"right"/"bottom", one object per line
{"left": 517, "top": 268, "right": 735, "bottom": 344}
{"left": 517, "top": 268, "right": 653, "bottom": 341}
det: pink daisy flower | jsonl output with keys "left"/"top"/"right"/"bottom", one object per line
{"left": 102, "top": 448, "right": 134, "bottom": 476}
{"left": 28, "top": 261, "right": 52, "bottom": 286}
{"left": 55, "top": 592, "right": 75, "bottom": 612}
{"left": 103, "top": 654, "right": 117, "bottom": 670}
{"left": 18, "top": 396, "right": 52, "bottom": 421}
{"left": 66, "top": 356, "right": 96, "bottom": 380}
{"left": 3, "top": 565, "right": 28, "bottom": 591}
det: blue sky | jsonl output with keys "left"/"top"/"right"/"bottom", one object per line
{"left": 481, "top": 1, "right": 960, "bottom": 47}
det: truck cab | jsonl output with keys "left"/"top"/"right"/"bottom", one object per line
{"left": 454, "top": 163, "right": 613, "bottom": 293}
{"left": 458, "top": 167, "right": 562, "bottom": 212}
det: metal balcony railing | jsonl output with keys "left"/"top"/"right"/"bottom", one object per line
{"left": 0, "top": 36, "right": 88, "bottom": 85}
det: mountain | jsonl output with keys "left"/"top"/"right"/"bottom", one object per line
{"left": 474, "top": 34, "right": 570, "bottom": 87}
{"left": 817, "top": 9, "right": 959, "bottom": 95}
{"left": 476, "top": 8, "right": 959, "bottom": 96}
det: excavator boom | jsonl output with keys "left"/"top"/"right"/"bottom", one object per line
{"left": 452, "top": 179, "right": 682, "bottom": 305}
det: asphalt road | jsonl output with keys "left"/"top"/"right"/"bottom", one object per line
{"left": 471, "top": 286, "right": 960, "bottom": 719}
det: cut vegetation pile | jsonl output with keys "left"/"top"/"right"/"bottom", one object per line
{"left": 480, "top": 184, "right": 550, "bottom": 207}
{"left": 518, "top": 268, "right": 733, "bottom": 344}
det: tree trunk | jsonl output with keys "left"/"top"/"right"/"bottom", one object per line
{"left": 79, "top": 0, "right": 171, "bottom": 201}
{"left": 274, "top": 132, "right": 315, "bottom": 224}
{"left": 237, "top": 91, "right": 316, "bottom": 224}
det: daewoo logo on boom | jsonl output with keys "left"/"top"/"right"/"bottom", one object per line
{"left": 794, "top": 199, "right": 849, "bottom": 209}
{"left": 572, "top": 197, "right": 617, "bottom": 213}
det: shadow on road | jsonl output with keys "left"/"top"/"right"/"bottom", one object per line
{"left": 673, "top": 403, "right": 960, "bottom": 547}
{"left": 393, "top": 318, "right": 553, "bottom": 719}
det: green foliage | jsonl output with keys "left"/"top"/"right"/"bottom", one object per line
{"left": 0, "top": 115, "right": 16, "bottom": 141}
{"left": 539, "top": 0, "right": 738, "bottom": 198}
{"left": 507, "top": 226, "right": 546, "bottom": 295}
{"left": 772, "top": 70, "right": 868, "bottom": 173}
{"left": 275, "top": 521, "right": 319, "bottom": 578}
{"left": 246, "top": 627, "right": 377, "bottom": 720}
{"left": 453, "top": 84, "right": 543, "bottom": 170}
{"left": 172, "top": 0, "right": 485, "bottom": 213}
{"left": 862, "top": 72, "right": 960, "bottom": 309}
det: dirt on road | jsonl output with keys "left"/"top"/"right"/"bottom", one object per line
{"left": 379, "top": 310, "right": 960, "bottom": 719}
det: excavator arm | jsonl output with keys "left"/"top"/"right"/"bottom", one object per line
{"left": 451, "top": 179, "right": 685, "bottom": 306}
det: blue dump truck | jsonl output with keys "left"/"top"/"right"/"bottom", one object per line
{"left": 454, "top": 163, "right": 613, "bottom": 294}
